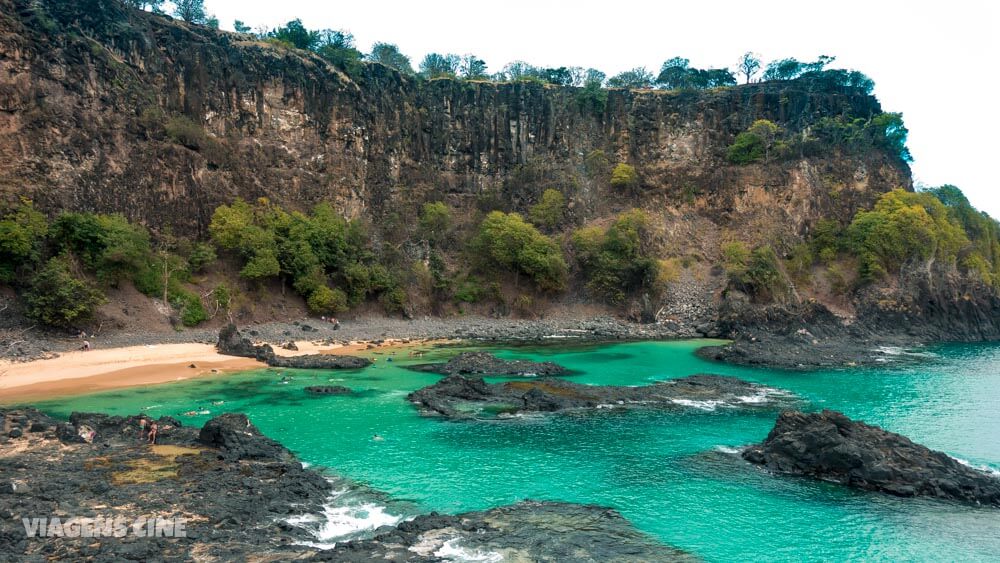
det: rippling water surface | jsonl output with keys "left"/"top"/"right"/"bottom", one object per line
{"left": 30, "top": 340, "right": 1000, "bottom": 561}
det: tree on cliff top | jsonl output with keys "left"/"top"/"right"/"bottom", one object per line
{"left": 173, "top": 0, "right": 207, "bottom": 24}
{"left": 607, "top": 68, "right": 654, "bottom": 89}
{"left": 737, "top": 52, "right": 761, "bottom": 84}
{"left": 368, "top": 42, "right": 414, "bottom": 74}
{"left": 420, "top": 53, "right": 461, "bottom": 78}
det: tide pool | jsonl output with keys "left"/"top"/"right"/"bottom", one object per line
{"left": 25, "top": 340, "right": 1000, "bottom": 561}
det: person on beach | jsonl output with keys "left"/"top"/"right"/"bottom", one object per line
{"left": 147, "top": 422, "right": 158, "bottom": 444}
{"left": 81, "top": 340, "right": 91, "bottom": 351}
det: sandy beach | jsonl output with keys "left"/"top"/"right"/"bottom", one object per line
{"left": 0, "top": 338, "right": 439, "bottom": 404}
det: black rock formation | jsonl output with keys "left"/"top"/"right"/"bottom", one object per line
{"left": 743, "top": 410, "right": 1000, "bottom": 506}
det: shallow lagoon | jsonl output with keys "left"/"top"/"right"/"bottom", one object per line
{"left": 30, "top": 340, "right": 1000, "bottom": 561}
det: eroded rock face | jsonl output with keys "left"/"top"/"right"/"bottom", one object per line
{"left": 408, "top": 374, "right": 793, "bottom": 418}
{"left": 743, "top": 410, "right": 1000, "bottom": 506}
{"left": 408, "top": 351, "right": 569, "bottom": 377}
{"left": 324, "top": 501, "right": 695, "bottom": 562}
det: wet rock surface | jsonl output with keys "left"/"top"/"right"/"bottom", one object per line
{"left": 0, "top": 408, "right": 332, "bottom": 560}
{"left": 217, "top": 324, "right": 371, "bottom": 370}
{"left": 408, "top": 374, "right": 792, "bottom": 419}
{"left": 408, "top": 351, "right": 570, "bottom": 377}
{"left": 743, "top": 410, "right": 1000, "bottom": 506}
{"left": 321, "top": 500, "right": 695, "bottom": 562}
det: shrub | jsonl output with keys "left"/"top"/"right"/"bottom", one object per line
{"left": 726, "top": 120, "right": 779, "bottom": 164}
{"left": 187, "top": 242, "right": 217, "bottom": 273}
{"left": 572, "top": 210, "right": 660, "bottom": 304}
{"left": 50, "top": 212, "right": 152, "bottom": 284}
{"left": 172, "top": 289, "right": 208, "bottom": 326}
{"left": 610, "top": 164, "right": 638, "bottom": 192}
{"left": 722, "top": 242, "right": 785, "bottom": 301}
{"left": 307, "top": 285, "right": 348, "bottom": 314}
{"left": 24, "top": 257, "right": 106, "bottom": 328}
{"left": 418, "top": 202, "right": 451, "bottom": 243}
{"left": 472, "top": 211, "right": 567, "bottom": 291}
{"left": 165, "top": 116, "right": 208, "bottom": 150}
{"left": 528, "top": 189, "right": 566, "bottom": 231}
{"left": 0, "top": 199, "right": 48, "bottom": 282}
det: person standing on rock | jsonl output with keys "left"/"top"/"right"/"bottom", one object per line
{"left": 148, "top": 422, "right": 158, "bottom": 444}
{"left": 138, "top": 417, "right": 147, "bottom": 441}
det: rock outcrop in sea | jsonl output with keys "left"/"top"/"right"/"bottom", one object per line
{"left": 408, "top": 374, "right": 793, "bottom": 418}
{"left": 743, "top": 410, "right": 1000, "bottom": 506}
{"left": 407, "top": 351, "right": 570, "bottom": 377}
{"left": 217, "top": 324, "right": 370, "bottom": 370}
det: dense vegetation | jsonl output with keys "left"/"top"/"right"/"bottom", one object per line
{"left": 786, "top": 187, "right": 1000, "bottom": 291}
{"left": 0, "top": 201, "right": 213, "bottom": 327}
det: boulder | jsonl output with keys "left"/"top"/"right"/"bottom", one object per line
{"left": 198, "top": 414, "right": 289, "bottom": 461}
{"left": 743, "top": 410, "right": 1000, "bottom": 506}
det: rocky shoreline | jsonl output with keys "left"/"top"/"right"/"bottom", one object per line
{"left": 0, "top": 408, "right": 690, "bottom": 561}
{"left": 406, "top": 351, "right": 571, "bottom": 377}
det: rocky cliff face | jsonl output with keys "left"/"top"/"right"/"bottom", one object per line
{"left": 0, "top": 0, "right": 908, "bottom": 244}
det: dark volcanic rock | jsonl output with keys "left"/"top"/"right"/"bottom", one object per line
{"left": 408, "top": 374, "right": 792, "bottom": 418}
{"left": 198, "top": 413, "right": 290, "bottom": 461}
{"left": 409, "top": 351, "right": 569, "bottom": 377}
{"left": 320, "top": 501, "right": 695, "bottom": 562}
{"left": 270, "top": 354, "right": 371, "bottom": 370}
{"left": 743, "top": 410, "right": 1000, "bottom": 506}
{"left": 217, "top": 324, "right": 370, "bottom": 370}
{"left": 305, "top": 385, "right": 353, "bottom": 395}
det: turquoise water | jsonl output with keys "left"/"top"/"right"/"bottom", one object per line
{"left": 22, "top": 340, "right": 1000, "bottom": 561}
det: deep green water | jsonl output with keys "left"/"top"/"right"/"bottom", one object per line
{"left": 22, "top": 340, "right": 1000, "bottom": 561}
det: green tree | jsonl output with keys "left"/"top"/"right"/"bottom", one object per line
{"left": 528, "top": 189, "right": 566, "bottom": 231}
{"left": 610, "top": 163, "right": 639, "bottom": 191}
{"left": 0, "top": 199, "right": 48, "bottom": 282}
{"left": 571, "top": 210, "right": 659, "bottom": 304}
{"left": 576, "top": 72, "right": 608, "bottom": 117}
{"left": 268, "top": 19, "right": 317, "bottom": 49}
{"left": 307, "top": 285, "right": 348, "bottom": 314}
{"left": 726, "top": 120, "right": 779, "bottom": 164}
{"left": 459, "top": 54, "right": 489, "bottom": 79}
{"left": 233, "top": 20, "right": 251, "bottom": 33}
{"left": 24, "top": 257, "right": 106, "bottom": 328}
{"left": 418, "top": 202, "right": 452, "bottom": 243}
{"left": 607, "top": 67, "right": 654, "bottom": 89}
{"left": 368, "top": 42, "right": 414, "bottom": 74}
{"left": 472, "top": 211, "right": 567, "bottom": 291}
{"left": 738, "top": 52, "right": 761, "bottom": 84}
{"left": 420, "top": 53, "right": 460, "bottom": 78}
{"left": 173, "top": 0, "right": 207, "bottom": 24}
{"left": 122, "top": 0, "right": 165, "bottom": 12}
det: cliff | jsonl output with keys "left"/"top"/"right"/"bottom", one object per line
{"left": 0, "top": 0, "right": 908, "bottom": 244}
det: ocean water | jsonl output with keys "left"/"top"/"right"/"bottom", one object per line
{"left": 23, "top": 340, "right": 1000, "bottom": 561}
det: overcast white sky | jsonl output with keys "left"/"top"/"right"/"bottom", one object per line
{"left": 201, "top": 0, "right": 999, "bottom": 216}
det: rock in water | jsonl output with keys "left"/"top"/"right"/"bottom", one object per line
{"left": 408, "top": 374, "right": 793, "bottom": 418}
{"left": 326, "top": 500, "right": 695, "bottom": 561}
{"left": 743, "top": 410, "right": 1000, "bottom": 506}
{"left": 408, "top": 351, "right": 570, "bottom": 377}
{"left": 216, "top": 324, "right": 370, "bottom": 369}
{"left": 198, "top": 414, "right": 289, "bottom": 461}
{"left": 304, "top": 385, "right": 352, "bottom": 395}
